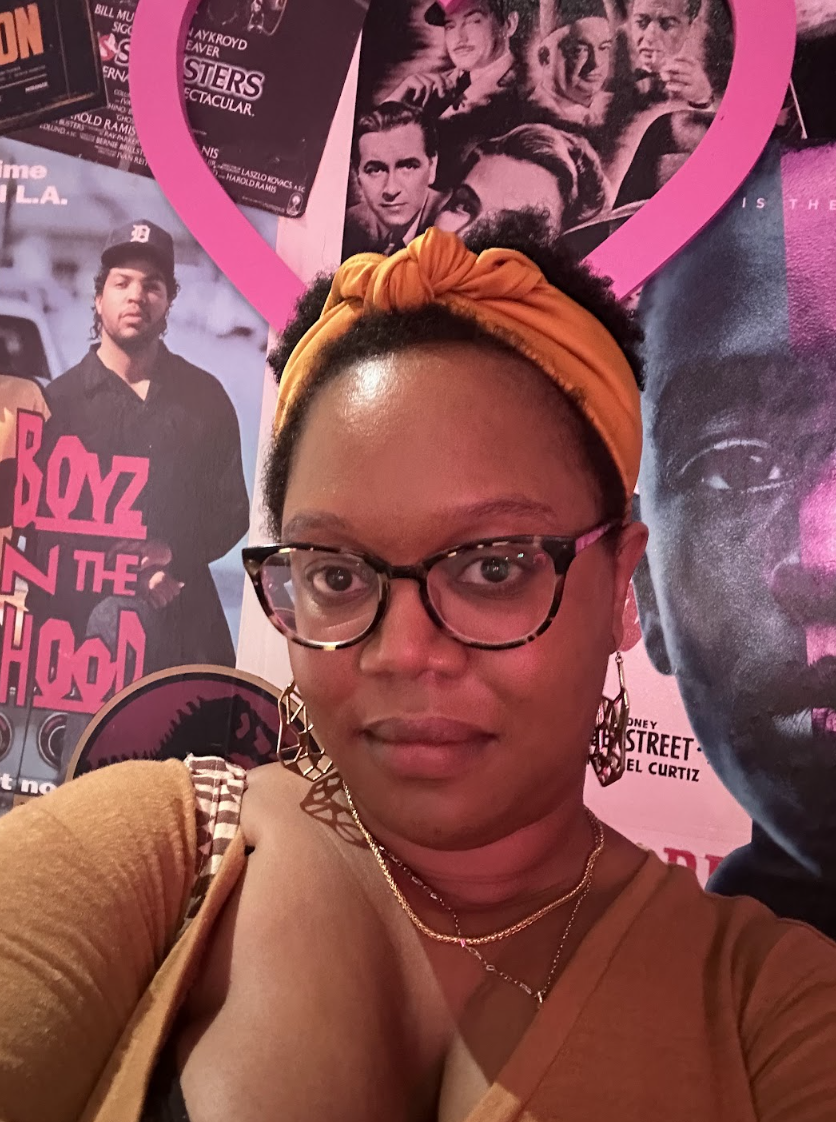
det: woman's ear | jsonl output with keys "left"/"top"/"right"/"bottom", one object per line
{"left": 611, "top": 519, "right": 648, "bottom": 651}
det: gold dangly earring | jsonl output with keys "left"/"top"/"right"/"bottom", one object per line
{"left": 590, "top": 652, "right": 629, "bottom": 787}
{"left": 277, "top": 680, "right": 333, "bottom": 781}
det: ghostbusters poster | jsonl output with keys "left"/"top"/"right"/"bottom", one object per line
{"left": 13, "top": 0, "right": 369, "bottom": 218}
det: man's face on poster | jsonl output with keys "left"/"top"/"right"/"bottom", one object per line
{"left": 442, "top": 1, "right": 517, "bottom": 73}
{"left": 637, "top": 342, "right": 836, "bottom": 875}
{"left": 356, "top": 123, "right": 437, "bottom": 234}
{"left": 434, "top": 154, "right": 565, "bottom": 237}
{"left": 541, "top": 18, "right": 613, "bottom": 108}
{"left": 630, "top": 0, "right": 693, "bottom": 73}
{"left": 96, "top": 255, "right": 171, "bottom": 350}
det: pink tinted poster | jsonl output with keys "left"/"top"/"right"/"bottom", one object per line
{"left": 589, "top": 138, "right": 836, "bottom": 939}
{"left": 0, "top": 136, "right": 274, "bottom": 812}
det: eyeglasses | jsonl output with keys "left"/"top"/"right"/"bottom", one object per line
{"left": 242, "top": 522, "right": 617, "bottom": 652}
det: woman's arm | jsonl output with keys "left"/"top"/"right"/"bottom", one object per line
{"left": 745, "top": 922, "right": 836, "bottom": 1122}
{"left": 0, "top": 760, "right": 196, "bottom": 1122}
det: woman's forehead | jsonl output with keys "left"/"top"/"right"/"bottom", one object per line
{"left": 318, "top": 342, "right": 573, "bottom": 430}
{"left": 298, "top": 344, "right": 579, "bottom": 464}
{"left": 283, "top": 345, "right": 600, "bottom": 547}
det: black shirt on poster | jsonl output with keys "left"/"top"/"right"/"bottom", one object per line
{"left": 30, "top": 344, "right": 250, "bottom": 673}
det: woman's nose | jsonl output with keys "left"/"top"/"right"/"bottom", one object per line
{"left": 358, "top": 578, "right": 466, "bottom": 679}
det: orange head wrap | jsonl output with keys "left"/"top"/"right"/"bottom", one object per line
{"left": 275, "top": 227, "right": 642, "bottom": 497}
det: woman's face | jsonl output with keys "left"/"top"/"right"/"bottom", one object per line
{"left": 281, "top": 342, "right": 644, "bottom": 849}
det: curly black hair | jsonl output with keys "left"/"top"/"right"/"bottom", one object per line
{"left": 264, "top": 211, "right": 643, "bottom": 535}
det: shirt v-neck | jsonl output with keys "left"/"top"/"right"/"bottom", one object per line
{"left": 462, "top": 851, "right": 665, "bottom": 1121}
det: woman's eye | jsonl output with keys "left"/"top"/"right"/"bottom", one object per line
{"left": 456, "top": 550, "right": 545, "bottom": 588}
{"left": 677, "top": 440, "right": 787, "bottom": 494}
{"left": 322, "top": 567, "right": 353, "bottom": 592}
{"left": 302, "top": 562, "right": 374, "bottom": 600}
{"left": 469, "top": 557, "right": 513, "bottom": 583}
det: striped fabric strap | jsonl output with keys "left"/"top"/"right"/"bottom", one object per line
{"left": 176, "top": 754, "right": 248, "bottom": 937}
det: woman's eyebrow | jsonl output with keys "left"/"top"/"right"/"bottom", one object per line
{"left": 450, "top": 496, "right": 559, "bottom": 523}
{"left": 281, "top": 511, "right": 349, "bottom": 539}
{"left": 283, "top": 497, "right": 557, "bottom": 541}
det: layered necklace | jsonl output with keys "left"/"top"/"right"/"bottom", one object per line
{"left": 342, "top": 784, "right": 605, "bottom": 1007}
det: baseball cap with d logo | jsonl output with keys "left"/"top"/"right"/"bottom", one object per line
{"left": 101, "top": 218, "right": 176, "bottom": 281}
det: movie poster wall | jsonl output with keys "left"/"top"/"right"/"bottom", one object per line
{"left": 0, "top": 135, "right": 276, "bottom": 812}
{"left": 579, "top": 12, "right": 836, "bottom": 940}
{"left": 0, "top": 0, "right": 105, "bottom": 135}
{"left": 2, "top": 0, "right": 835, "bottom": 940}
{"left": 0, "top": 0, "right": 369, "bottom": 814}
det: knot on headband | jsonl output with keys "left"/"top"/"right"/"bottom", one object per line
{"left": 276, "top": 227, "right": 642, "bottom": 497}
{"left": 328, "top": 226, "right": 542, "bottom": 313}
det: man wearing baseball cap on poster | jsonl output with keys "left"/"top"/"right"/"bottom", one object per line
{"left": 28, "top": 219, "right": 249, "bottom": 767}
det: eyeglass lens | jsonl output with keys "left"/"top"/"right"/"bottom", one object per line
{"left": 258, "top": 544, "right": 562, "bottom": 646}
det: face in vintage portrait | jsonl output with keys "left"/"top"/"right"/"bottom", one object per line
{"left": 629, "top": 0, "right": 701, "bottom": 74}
{"left": 537, "top": 0, "right": 613, "bottom": 111}
{"left": 434, "top": 0, "right": 519, "bottom": 74}
{"left": 344, "top": 0, "right": 732, "bottom": 262}
{"left": 634, "top": 143, "right": 836, "bottom": 931}
{"left": 435, "top": 123, "right": 606, "bottom": 237}
{"left": 344, "top": 103, "right": 443, "bottom": 255}
{"left": 357, "top": 119, "right": 438, "bottom": 233}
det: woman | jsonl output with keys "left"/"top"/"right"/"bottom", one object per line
{"left": 2, "top": 216, "right": 836, "bottom": 1122}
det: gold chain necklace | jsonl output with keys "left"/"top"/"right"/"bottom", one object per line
{"left": 342, "top": 783, "right": 605, "bottom": 947}
{"left": 382, "top": 834, "right": 594, "bottom": 1006}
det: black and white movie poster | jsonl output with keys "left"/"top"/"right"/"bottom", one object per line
{"left": 342, "top": 0, "right": 732, "bottom": 259}
{"left": 14, "top": 0, "right": 370, "bottom": 218}
{"left": 0, "top": 0, "right": 104, "bottom": 136}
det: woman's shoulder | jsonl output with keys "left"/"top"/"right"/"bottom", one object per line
{"left": 638, "top": 850, "right": 836, "bottom": 995}
{"left": 0, "top": 758, "right": 203, "bottom": 939}
{"left": 0, "top": 757, "right": 197, "bottom": 848}
{"left": 239, "top": 759, "right": 333, "bottom": 847}
{"left": 644, "top": 859, "right": 836, "bottom": 1117}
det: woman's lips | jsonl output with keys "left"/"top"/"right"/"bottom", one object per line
{"left": 362, "top": 717, "right": 494, "bottom": 778}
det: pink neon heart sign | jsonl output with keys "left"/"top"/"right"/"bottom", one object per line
{"left": 130, "top": 0, "right": 796, "bottom": 326}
